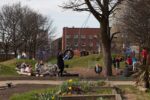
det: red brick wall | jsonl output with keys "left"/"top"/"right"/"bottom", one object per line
{"left": 62, "top": 27, "right": 100, "bottom": 53}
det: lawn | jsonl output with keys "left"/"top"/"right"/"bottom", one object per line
{"left": 50, "top": 54, "right": 125, "bottom": 68}
{"left": 0, "top": 54, "right": 126, "bottom": 77}
{"left": 49, "top": 54, "right": 103, "bottom": 68}
{"left": 10, "top": 87, "right": 57, "bottom": 100}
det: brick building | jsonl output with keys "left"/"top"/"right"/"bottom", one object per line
{"left": 62, "top": 27, "right": 101, "bottom": 54}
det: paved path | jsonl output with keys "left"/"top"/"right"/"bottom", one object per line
{"left": 108, "top": 81, "right": 135, "bottom": 86}
{"left": 0, "top": 80, "right": 135, "bottom": 87}
{"left": 0, "top": 80, "right": 63, "bottom": 86}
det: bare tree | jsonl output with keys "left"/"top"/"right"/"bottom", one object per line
{"left": 0, "top": 3, "right": 24, "bottom": 57}
{"left": 0, "top": 11, "right": 12, "bottom": 59}
{"left": 61, "top": 0, "right": 126, "bottom": 76}
{"left": 119, "top": 0, "right": 150, "bottom": 50}
{"left": 0, "top": 3, "right": 56, "bottom": 60}
{"left": 20, "top": 10, "right": 56, "bottom": 59}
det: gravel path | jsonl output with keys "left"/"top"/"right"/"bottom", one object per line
{"left": 0, "top": 80, "right": 135, "bottom": 86}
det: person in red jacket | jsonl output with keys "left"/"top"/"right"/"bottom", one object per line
{"left": 141, "top": 48, "right": 148, "bottom": 65}
{"left": 126, "top": 56, "right": 132, "bottom": 65}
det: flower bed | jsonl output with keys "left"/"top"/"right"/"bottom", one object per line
{"left": 35, "top": 79, "right": 122, "bottom": 100}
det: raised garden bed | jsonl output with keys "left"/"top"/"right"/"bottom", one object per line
{"left": 60, "top": 94, "right": 115, "bottom": 100}
{"left": 35, "top": 79, "right": 122, "bottom": 100}
{"left": 58, "top": 86, "right": 122, "bottom": 100}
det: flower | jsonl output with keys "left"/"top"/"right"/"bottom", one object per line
{"left": 68, "top": 86, "right": 72, "bottom": 90}
{"left": 68, "top": 79, "right": 73, "bottom": 83}
{"left": 51, "top": 96, "right": 55, "bottom": 100}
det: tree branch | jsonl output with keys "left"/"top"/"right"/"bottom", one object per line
{"left": 85, "top": 0, "right": 102, "bottom": 22}
{"left": 109, "top": 0, "right": 124, "bottom": 15}
{"left": 96, "top": 0, "right": 104, "bottom": 12}
{"left": 110, "top": 31, "right": 120, "bottom": 42}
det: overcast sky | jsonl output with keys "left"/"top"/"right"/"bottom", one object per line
{"left": 0, "top": 0, "right": 99, "bottom": 38}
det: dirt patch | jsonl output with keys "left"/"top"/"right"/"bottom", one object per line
{"left": 0, "top": 84, "right": 54, "bottom": 100}
{"left": 68, "top": 67, "right": 123, "bottom": 78}
{"left": 123, "top": 94, "right": 137, "bottom": 100}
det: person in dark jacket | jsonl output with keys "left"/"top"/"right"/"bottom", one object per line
{"left": 112, "top": 57, "right": 116, "bottom": 69}
{"left": 57, "top": 51, "right": 64, "bottom": 76}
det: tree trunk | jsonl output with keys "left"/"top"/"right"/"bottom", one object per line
{"left": 100, "top": 17, "right": 112, "bottom": 76}
{"left": 144, "top": 69, "right": 149, "bottom": 88}
{"left": 33, "top": 37, "right": 37, "bottom": 59}
{"left": 102, "top": 43, "right": 112, "bottom": 76}
{"left": 145, "top": 81, "right": 149, "bottom": 89}
{"left": 14, "top": 49, "right": 17, "bottom": 57}
{"left": 5, "top": 50, "right": 8, "bottom": 60}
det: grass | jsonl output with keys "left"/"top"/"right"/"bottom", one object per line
{"left": 118, "top": 85, "right": 150, "bottom": 100}
{"left": 0, "top": 54, "right": 126, "bottom": 76}
{"left": 50, "top": 54, "right": 126, "bottom": 68}
{"left": 91, "top": 88, "right": 112, "bottom": 94}
{"left": 0, "top": 59, "right": 36, "bottom": 76}
{"left": 65, "top": 54, "right": 103, "bottom": 68}
{"left": 10, "top": 87, "right": 57, "bottom": 100}
{"left": 49, "top": 54, "right": 103, "bottom": 68}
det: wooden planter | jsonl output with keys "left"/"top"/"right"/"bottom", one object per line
{"left": 59, "top": 87, "right": 122, "bottom": 100}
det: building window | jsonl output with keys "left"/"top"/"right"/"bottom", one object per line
{"left": 66, "top": 35, "right": 70, "bottom": 39}
{"left": 74, "top": 38, "right": 78, "bottom": 43}
{"left": 74, "top": 42, "right": 78, "bottom": 47}
{"left": 74, "top": 35, "right": 78, "bottom": 39}
{"left": 89, "top": 35, "right": 93, "bottom": 39}
{"left": 81, "top": 35, "right": 86, "bottom": 39}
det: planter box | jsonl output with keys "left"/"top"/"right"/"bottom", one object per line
{"left": 60, "top": 94, "right": 115, "bottom": 100}
{"left": 59, "top": 87, "right": 122, "bottom": 100}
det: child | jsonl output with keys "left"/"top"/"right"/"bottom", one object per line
{"left": 95, "top": 64, "right": 102, "bottom": 74}
{"left": 132, "top": 57, "right": 137, "bottom": 71}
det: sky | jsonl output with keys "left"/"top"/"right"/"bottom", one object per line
{"left": 0, "top": 0, "right": 99, "bottom": 38}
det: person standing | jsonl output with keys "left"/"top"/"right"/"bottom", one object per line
{"left": 112, "top": 57, "right": 116, "bottom": 69}
{"left": 57, "top": 51, "right": 64, "bottom": 76}
{"left": 141, "top": 48, "right": 148, "bottom": 65}
{"left": 116, "top": 56, "right": 120, "bottom": 69}
{"left": 126, "top": 56, "right": 132, "bottom": 66}
{"left": 132, "top": 57, "right": 137, "bottom": 71}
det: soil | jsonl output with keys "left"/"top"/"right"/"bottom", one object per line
{"left": 68, "top": 67, "right": 124, "bottom": 78}
{"left": 123, "top": 94, "right": 137, "bottom": 100}
{"left": 0, "top": 84, "right": 54, "bottom": 100}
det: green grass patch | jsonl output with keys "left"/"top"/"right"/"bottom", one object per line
{"left": 0, "top": 54, "right": 126, "bottom": 76}
{"left": 94, "top": 88, "right": 112, "bottom": 94}
{"left": 64, "top": 54, "right": 103, "bottom": 68}
{"left": 48, "top": 57, "right": 57, "bottom": 64}
{"left": 10, "top": 87, "right": 57, "bottom": 100}
{"left": 49, "top": 54, "right": 126, "bottom": 68}
{"left": 0, "top": 64, "right": 17, "bottom": 76}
